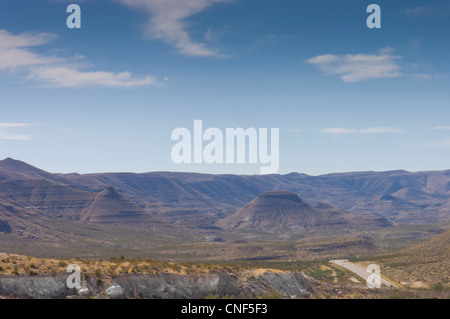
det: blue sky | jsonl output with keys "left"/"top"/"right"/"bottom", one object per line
{"left": 0, "top": 0, "right": 450, "bottom": 175}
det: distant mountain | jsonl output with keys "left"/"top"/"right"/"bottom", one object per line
{"left": 218, "top": 191, "right": 318, "bottom": 232}
{"left": 0, "top": 158, "right": 449, "bottom": 230}
{"left": 0, "top": 196, "right": 56, "bottom": 239}
{"left": 81, "top": 187, "right": 173, "bottom": 232}
{"left": 0, "top": 179, "right": 95, "bottom": 220}
{"left": 218, "top": 191, "right": 390, "bottom": 234}
{"left": 0, "top": 158, "right": 69, "bottom": 184}
{"left": 82, "top": 187, "right": 140, "bottom": 221}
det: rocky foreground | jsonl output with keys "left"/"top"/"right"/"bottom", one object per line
{"left": 0, "top": 253, "right": 313, "bottom": 299}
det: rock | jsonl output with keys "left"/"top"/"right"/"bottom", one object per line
{"left": 78, "top": 287, "right": 89, "bottom": 296}
{"left": 0, "top": 275, "right": 71, "bottom": 298}
{"left": 106, "top": 284, "right": 123, "bottom": 298}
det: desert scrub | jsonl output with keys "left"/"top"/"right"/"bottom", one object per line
{"left": 28, "top": 270, "right": 38, "bottom": 276}
{"left": 306, "top": 267, "right": 333, "bottom": 280}
{"left": 131, "top": 265, "right": 139, "bottom": 273}
{"left": 169, "top": 263, "right": 182, "bottom": 273}
{"left": 96, "top": 277, "right": 103, "bottom": 286}
{"left": 431, "top": 283, "right": 449, "bottom": 291}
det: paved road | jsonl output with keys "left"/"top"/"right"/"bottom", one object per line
{"left": 330, "top": 259, "right": 398, "bottom": 288}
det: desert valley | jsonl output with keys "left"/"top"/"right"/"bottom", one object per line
{"left": 0, "top": 158, "right": 448, "bottom": 298}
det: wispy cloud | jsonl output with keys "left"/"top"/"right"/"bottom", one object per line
{"left": 403, "top": 4, "right": 450, "bottom": 18}
{"left": 306, "top": 48, "right": 401, "bottom": 83}
{"left": 320, "top": 127, "right": 401, "bottom": 135}
{"left": 404, "top": 6, "right": 433, "bottom": 17}
{"left": 29, "top": 67, "right": 155, "bottom": 88}
{"left": 411, "top": 73, "right": 445, "bottom": 81}
{"left": 0, "top": 123, "right": 32, "bottom": 141}
{"left": 359, "top": 127, "right": 402, "bottom": 134}
{"left": 0, "top": 31, "right": 59, "bottom": 70}
{"left": 0, "top": 30, "right": 156, "bottom": 88}
{"left": 432, "top": 126, "right": 450, "bottom": 131}
{"left": 119, "top": 0, "right": 232, "bottom": 57}
{"left": 320, "top": 128, "right": 356, "bottom": 135}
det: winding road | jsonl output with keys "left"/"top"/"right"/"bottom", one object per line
{"left": 330, "top": 259, "right": 398, "bottom": 288}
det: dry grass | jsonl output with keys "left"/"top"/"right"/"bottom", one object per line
{"left": 0, "top": 253, "right": 234, "bottom": 280}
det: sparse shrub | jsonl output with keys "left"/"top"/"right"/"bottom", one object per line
{"left": 96, "top": 278, "right": 103, "bottom": 286}
{"left": 431, "top": 283, "right": 446, "bottom": 291}
{"left": 129, "top": 265, "right": 139, "bottom": 273}
{"left": 307, "top": 267, "right": 333, "bottom": 280}
{"left": 170, "top": 264, "right": 182, "bottom": 272}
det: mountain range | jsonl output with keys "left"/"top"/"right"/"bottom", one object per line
{"left": 0, "top": 157, "right": 449, "bottom": 257}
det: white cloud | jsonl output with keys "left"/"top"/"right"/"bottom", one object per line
{"left": 0, "top": 30, "right": 55, "bottom": 50}
{"left": 321, "top": 127, "right": 401, "bottom": 135}
{"left": 0, "top": 29, "right": 157, "bottom": 88}
{"left": 306, "top": 54, "right": 339, "bottom": 64}
{"left": 320, "top": 128, "right": 356, "bottom": 135}
{"left": 29, "top": 67, "right": 155, "bottom": 88}
{"left": 0, "top": 30, "right": 59, "bottom": 70}
{"left": 119, "top": 0, "right": 232, "bottom": 57}
{"left": 306, "top": 48, "right": 401, "bottom": 82}
{"left": 0, "top": 123, "right": 32, "bottom": 141}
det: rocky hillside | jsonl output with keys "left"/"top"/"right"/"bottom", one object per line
{"left": 359, "top": 229, "right": 450, "bottom": 289}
